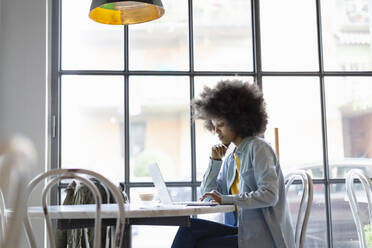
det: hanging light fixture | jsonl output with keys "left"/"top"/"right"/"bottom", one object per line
{"left": 89, "top": 0, "right": 165, "bottom": 25}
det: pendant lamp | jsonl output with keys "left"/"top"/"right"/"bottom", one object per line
{"left": 89, "top": 0, "right": 165, "bottom": 25}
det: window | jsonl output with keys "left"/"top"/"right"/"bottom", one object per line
{"left": 53, "top": 0, "right": 372, "bottom": 247}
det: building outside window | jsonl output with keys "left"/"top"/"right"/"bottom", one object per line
{"left": 53, "top": 0, "right": 372, "bottom": 247}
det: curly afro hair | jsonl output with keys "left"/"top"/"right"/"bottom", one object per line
{"left": 192, "top": 79, "right": 268, "bottom": 138}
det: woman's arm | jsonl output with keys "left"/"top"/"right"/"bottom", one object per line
{"left": 200, "top": 143, "right": 230, "bottom": 197}
{"left": 200, "top": 158, "right": 224, "bottom": 196}
{"left": 221, "top": 143, "right": 280, "bottom": 208}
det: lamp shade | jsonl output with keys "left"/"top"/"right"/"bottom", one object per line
{"left": 89, "top": 0, "right": 164, "bottom": 25}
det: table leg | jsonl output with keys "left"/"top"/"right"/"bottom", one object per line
{"left": 122, "top": 223, "right": 131, "bottom": 248}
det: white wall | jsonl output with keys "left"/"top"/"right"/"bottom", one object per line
{"left": 0, "top": 0, "right": 50, "bottom": 246}
{"left": 0, "top": 0, "right": 2, "bottom": 78}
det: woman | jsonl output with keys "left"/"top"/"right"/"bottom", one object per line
{"left": 172, "top": 80, "right": 295, "bottom": 248}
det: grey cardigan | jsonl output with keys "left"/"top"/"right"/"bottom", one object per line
{"left": 201, "top": 136, "right": 295, "bottom": 248}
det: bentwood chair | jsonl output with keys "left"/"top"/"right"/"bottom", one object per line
{"left": 0, "top": 135, "right": 36, "bottom": 248}
{"left": 23, "top": 168, "right": 126, "bottom": 248}
{"left": 82, "top": 179, "right": 114, "bottom": 248}
{"left": 285, "top": 171, "right": 313, "bottom": 248}
{"left": 346, "top": 169, "right": 372, "bottom": 248}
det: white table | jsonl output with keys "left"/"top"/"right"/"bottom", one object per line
{"left": 27, "top": 203, "right": 235, "bottom": 219}
{"left": 24, "top": 203, "right": 235, "bottom": 247}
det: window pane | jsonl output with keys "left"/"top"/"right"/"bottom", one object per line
{"left": 260, "top": 0, "right": 318, "bottom": 71}
{"left": 129, "top": 76, "right": 191, "bottom": 182}
{"left": 331, "top": 184, "right": 364, "bottom": 248}
{"left": 194, "top": 76, "right": 253, "bottom": 181}
{"left": 129, "top": 0, "right": 189, "bottom": 71}
{"left": 61, "top": 0, "right": 124, "bottom": 70}
{"left": 322, "top": 0, "right": 372, "bottom": 71}
{"left": 325, "top": 77, "right": 372, "bottom": 178}
{"left": 262, "top": 77, "right": 324, "bottom": 177}
{"left": 287, "top": 184, "right": 327, "bottom": 247}
{"left": 61, "top": 75, "right": 124, "bottom": 184}
{"left": 193, "top": 0, "right": 253, "bottom": 71}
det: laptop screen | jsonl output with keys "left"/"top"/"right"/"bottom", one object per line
{"left": 148, "top": 163, "right": 173, "bottom": 205}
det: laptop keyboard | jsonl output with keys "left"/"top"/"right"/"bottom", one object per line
{"left": 174, "top": 201, "right": 219, "bottom": 206}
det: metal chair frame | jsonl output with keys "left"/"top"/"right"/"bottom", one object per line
{"left": 285, "top": 170, "right": 313, "bottom": 248}
{"left": 24, "top": 168, "right": 125, "bottom": 248}
{"left": 346, "top": 169, "right": 372, "bottom": 248}
{"left": 0, "top": 190, "right": 6, "bottom": 242}
{"left": 83, "top": 181, "right": 113, "bottom": 248}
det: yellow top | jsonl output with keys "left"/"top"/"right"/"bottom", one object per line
{"left": 230, "top": 153, "right": 241, "bottom": 195}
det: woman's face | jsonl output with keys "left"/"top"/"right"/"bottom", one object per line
{"left": 211, "top": 118, "right": 238, "bottom": 146}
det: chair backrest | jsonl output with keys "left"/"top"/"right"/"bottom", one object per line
{"left": 285, "top": 170, "right": 313, "bottom": 248}
{"left": 24, "top": 168, "right": 125, "bottom": 248}
{"left": 0, "top": 135, "right": 36, "bottom": 248}
{"left": 346, "top": 169, "right": 372, "bottom": 248}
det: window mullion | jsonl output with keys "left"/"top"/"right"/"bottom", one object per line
{"left": 124, "top": 24, "right": 130, "bottom": 199}
{"left": 251, "top": 0, "right": 262, "bottom": 89}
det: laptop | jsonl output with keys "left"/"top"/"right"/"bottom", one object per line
{"left": 148, "top": 163, "right": 218, "bottom": 206}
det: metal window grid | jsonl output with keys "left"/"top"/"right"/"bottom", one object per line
{"left": 51, "top": 1, "right": 372, "bottom": 247}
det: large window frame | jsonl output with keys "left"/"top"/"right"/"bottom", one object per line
{"left": 51, "top": 1, "right": 372, "bottom": 247}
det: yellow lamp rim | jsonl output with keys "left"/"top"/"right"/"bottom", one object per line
{"left": 89, "top": 0, "right": 164, "bottom": 25}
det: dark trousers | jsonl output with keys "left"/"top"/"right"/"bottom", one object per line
{"left": 171, "top": 218, "right": 238, "bottom": 248}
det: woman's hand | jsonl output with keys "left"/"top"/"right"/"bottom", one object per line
{"left": 211, "top": 143, "right": 229, "bottom": 160}
{"left": 200, "top": 190, "right": 222, "bottom": 204}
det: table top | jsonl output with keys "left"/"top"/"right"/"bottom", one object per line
{"left": 22, "top": 202, "right": 235, "bottom": 219}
